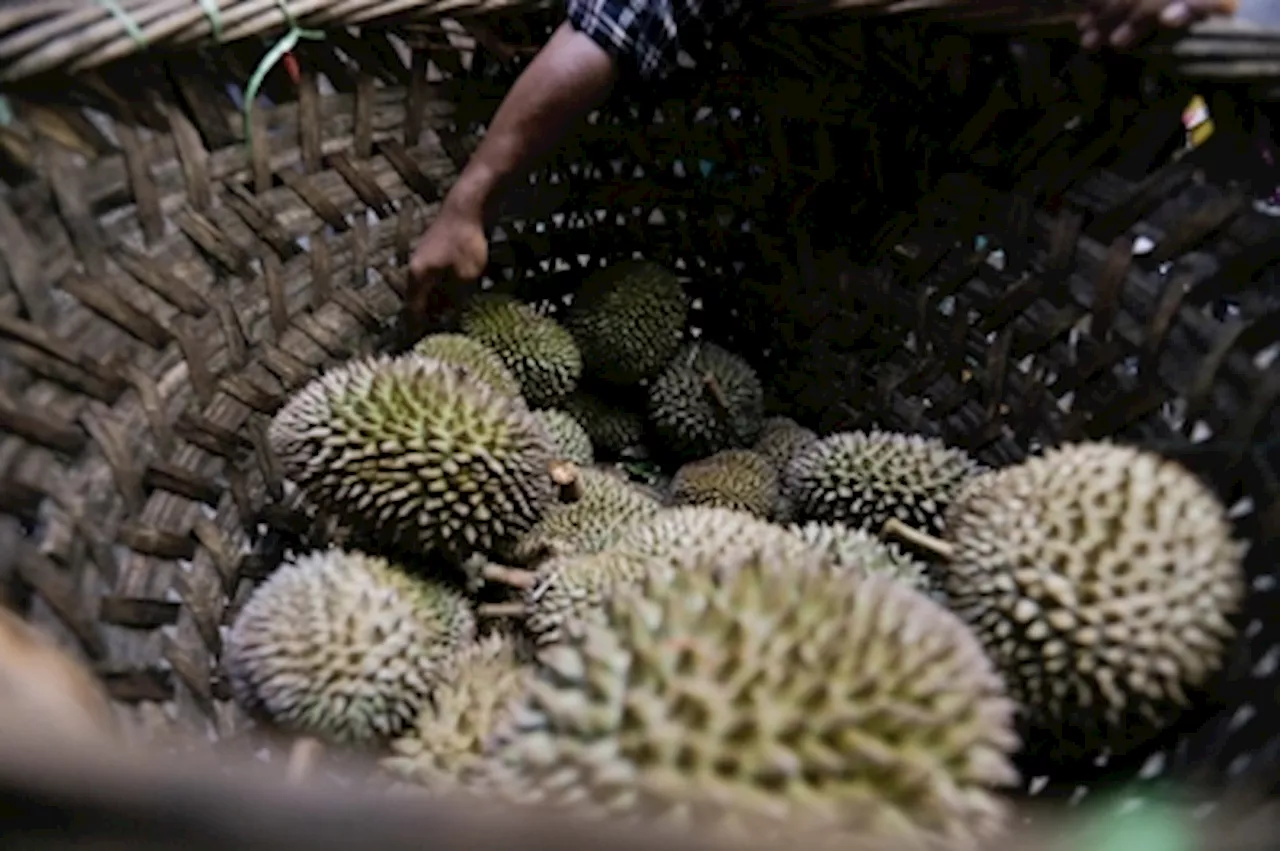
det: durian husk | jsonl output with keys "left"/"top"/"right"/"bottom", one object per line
{"left": 413, "top": 332, "right": 522, "bottom": 398}
{"left": 648, "top": 342, "right": 765, "bottom": 460}
{"left": 381, "top": 634, "right": 532, "bottom": 794}
{"left": 267, "top": 353, "right": 557, "bottom": 563}
{"left": 481, "top": 540, "right": 1021, "bottom": 850}
{"left": 784, "top": 429, "right": 983, "bottom": 537}
{"left": 788, "top": 520, "right": 934, "bottom": 594}
{"left": 754, "top": 418, "right": 818, "bottom": 521}
{"left": 561, "top": 391, "right": 648, "bottom": 456}
{"left": 223, "top": 549, "right": 478, "bottom": 748}
{"left": 521, "top": 549, "right": 665, "bottom": 647}
{"left": 753, "top": 416, "right": 818, "bottom": 471}
{"left": 461, "top": 294, "right": 583, "bottom": 407}
{"left": 610, "top": 505, "right": 817, "bottom": 569}
{"left": 669, "top": 449, "right": 779, "bottom": 518}
{"left": 565, "top": 259, "right": 690, "bottom": 386}
{"left": 512, "top": 466, "right": 663, "bottom": 565}
{"left": 941, "top": 441, "right": 1247, "bottom": 760}
{"left": 532, "top": 408, "right": 595, "bottom": 466}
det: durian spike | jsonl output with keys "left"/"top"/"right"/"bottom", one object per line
{"left": 882, "top": 518, "right": 956, "bottom": 560}
{"left": 549, "top": 460, "right": 584, "bottom": 503}
{"left": 285, "top": 738, "right": 323, "bottom": 784}
{"left": 702, "top": 371, "right": 733, "bottom": 419}
{"left": 478, "top": 602, "right": 527, "bottom": 619}
{"left": 481, "top": 564, "right": 538, "bottom": 590}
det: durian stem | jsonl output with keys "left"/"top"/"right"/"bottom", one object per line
{"left": 285, "top": 738, "right": 323, "bottom": 784}
{"left": 481, "top": 563, "right": 537, "bottom": 590}
{"left": 703, "top": 371, "right": 733, "bottom": 419}
{"left": 478, "top": 602, "right": 527, "bottom": 618}
{"left": 549, "top": 460, "right": 584, "bottom": 502}
{"left": 881, "top": 518, "right": 955, "bottom": 561}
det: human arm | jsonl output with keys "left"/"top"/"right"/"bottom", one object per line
{"left": 405, "top": 21, "right": 619, "bottom": 324}
{"left": 405, "top": 1, "right": 748, "bottom": 329}
{"left": 1077, "top": 0, "right": 1238, "bottom": 50}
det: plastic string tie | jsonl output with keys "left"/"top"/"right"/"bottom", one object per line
{"left": 242, "top": 0, "right": 325, "bottom": 149}
{"left": 197, "top": 0, "right": 224, "bottom": 42}
{"left": 97, "top": 0, "right": 150, "bottom": 48}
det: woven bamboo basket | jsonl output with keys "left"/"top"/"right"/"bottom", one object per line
{"left": 1, "top": 0, "right": 1279, "bottom": 845}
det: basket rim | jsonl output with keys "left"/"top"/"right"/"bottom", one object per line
{"left": 0, "top": 0, "right": 1278, "bottom": 87}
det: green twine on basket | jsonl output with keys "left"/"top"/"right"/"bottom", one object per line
{"left": 241, "top": 0, "right": 325, "bottom": 149}
{"left": 197, "top": 0, "right": 224, "bottom": 41}
{"left": 94, "top": 0, "right": 223, "bottom": 51}
{"left": 96, "top": 0, "right": 149, "bottom": 48}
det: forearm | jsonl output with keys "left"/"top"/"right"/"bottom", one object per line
{"left": 445, "top": 22, "right": 618, "bottom": 226}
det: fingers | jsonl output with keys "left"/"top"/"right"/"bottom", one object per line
{"left": 406, "top": 239, "right": 441, "bottom": 318}
{"left": 1111, "top": 0, "right": 1175, "bottom": 49}
{"left": 1079, "top": 0, "right": 1222, "bottom": 51}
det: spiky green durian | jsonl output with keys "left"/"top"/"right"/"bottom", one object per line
{"left": 520, "top": 549, "right": 663, "bottom": 647}
{"left": 512, "top": 466, "right": 662, "bottom": 564}
{"left": 224, "top": 549, "right": 477, "bottom": 747}
{"left": 565, "top": 259, "right": 689, "bottom": 385}
{"left": 461, "top": 294, "right": 582, "bottom": 407}
{"left": 531, "top": 409, "right": 594, "bottom": 466}
{"left": 648, "top": 343, "right": 764, "bottom": 460}
{"left": 784, "top": 430, "right": 983, "bottom": 537}
{"left": 483, "top": 542, "right": 1020, "bottom": 847}
{"left": 940, "top": 441, "right": 1247, "bottom": 760}
{"left": 561, "top": 391, "right": 647, "bottom": 456}
{"left": 412, "top": 333, "right": 521, "bottom": 398}
{"left": 381, "top": 634, "right": 530, "bottom": 792}
{"left": 267, "top": 353, "right": 557, "bottom": 562}
{"left": 669, "top": 449, "right": 778, "bottom": 518}
{"left": 753, "top": 418, "right": 815, "bottom": 520}
{"left": 788, "top": 520, "right": 932, "bottom": 593}
{"left": 753, "top": 416, "right": 818, "bottom": 471}
{"left": 611, "top": 505, "right": 815, "bottom": 570}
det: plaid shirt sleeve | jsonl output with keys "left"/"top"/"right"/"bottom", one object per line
{"left": 565, "top": 0, "right": 746, "bottom": 81}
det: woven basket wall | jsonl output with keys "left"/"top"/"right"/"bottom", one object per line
{"left": 1, "top": 0, "right": 1279, "bottom": 832}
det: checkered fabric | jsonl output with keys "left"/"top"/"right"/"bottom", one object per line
{"left": 565, "top": 0, "right": 746, "bottom": 80}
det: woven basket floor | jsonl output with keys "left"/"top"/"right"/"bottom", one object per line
{"left": 0, "top": 3, "right": 1279, "bottom": 811}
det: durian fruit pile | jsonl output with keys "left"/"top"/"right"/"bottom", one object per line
{"left": 226, "top": 257, "right": 1250, "bottom": 851}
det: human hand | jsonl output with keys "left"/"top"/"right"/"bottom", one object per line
{"left": 404, "top": 204, "right": 489, "bottom": 335}
{"left": 1077, "top": 0, "right": 1236, "bottom": 51}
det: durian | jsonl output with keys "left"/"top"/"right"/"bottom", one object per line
{"left": 648, "top": 342, "right": 764, "bottom": 459}
{"left": 915, "top": 441, "right": 1247, "bottom": 760}
{"left": 561, "top": 391, "right": 647, "bottom": 456}
{"left": 669, "top": 449, "right": 778, "bottom": 518}
{"left": 754, "top": 415, "right": 817, "bottom": 520}
{"left": 461, "top": 294, "right": 582, "bottom": 407}
{"left": 412, "top": 333, "right": 521, "bottom": 398}
{"left": 224, "top": 549, "right": 477, "bottom": 747}
{"left": 512, "top": 466, "right": 663, "bottom": 564}
{"left": 784, "top": 430, "right": 983, "bottom": 537}
{"left": 267, "top": 353, "right": 557, "bottom": 561}
{"left": 520, "top": 549, "right": 663, "bottom": 647}
{"left": 753, "top": 416, "right": 818, "bottom": 471}
{"left": 483, "top": 542, "right": 1020, "bottom": 847}
{"left": 788, "top": 520, "right": 932, "bottom": 593}
{"left": 565, "top": 259, "right": 689, "bottom": 385}
{"left": 611, "top": 505, "right": 815, "bottom": 567}
{"left": 381, "top": 634, "right": 530, "bottom": 792}
{"left": 531, "top": 409, "right": 594, "bottom": 466}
